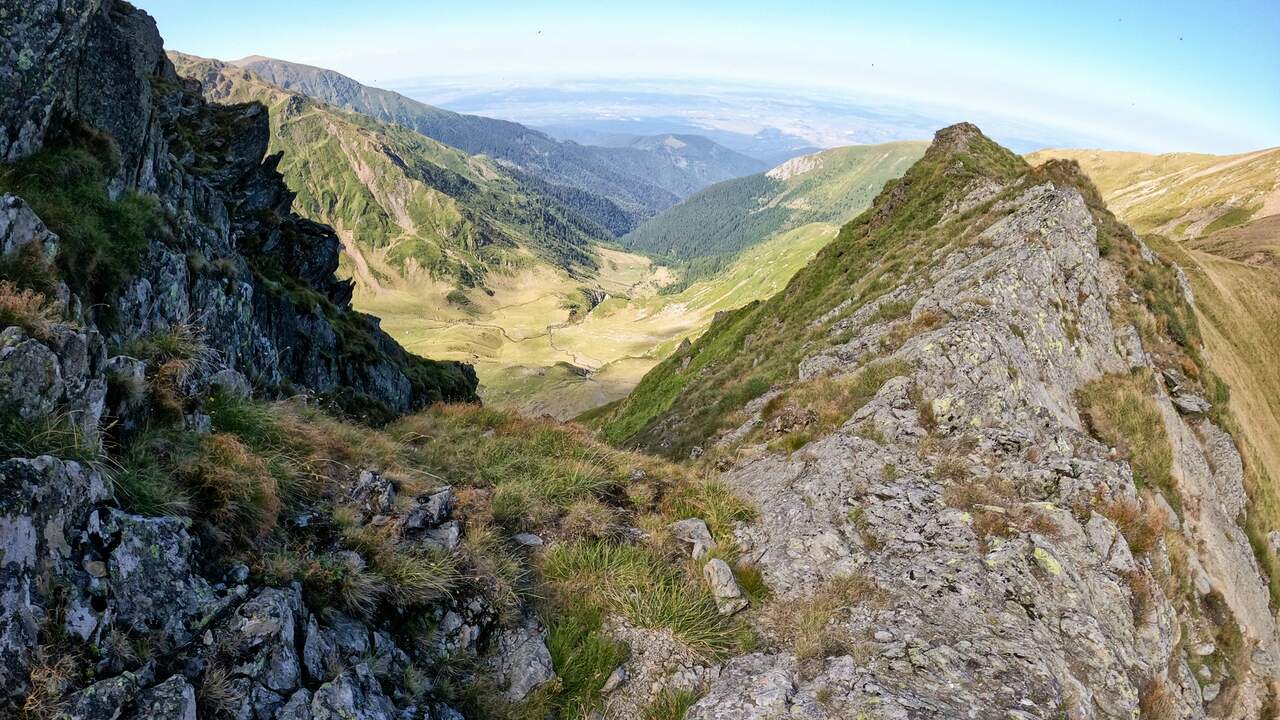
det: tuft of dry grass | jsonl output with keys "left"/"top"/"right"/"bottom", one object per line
{"left": 0, "top": 280, "right": 62, "bottom": 339}
{"left": 942, "top": 475, "right": 1060, "bottom": 546}
{"left": 1137, "top": 674, "right": 1176, "bottom": 720}
{"left": 1097, "top": 491, "right": 1167, "bottom": 556}
{"left": 879, "top": 309, "right": 945, "bottom": 352}
{"left": 1078, "top": 370, "right": 1179, "bottom": 516}
{"left": 763, "top": 573, "right": 888, "bottom": 662}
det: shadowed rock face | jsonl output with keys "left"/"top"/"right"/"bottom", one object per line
{"left": 0, "top": 2, "right": 489, "bottom": 717}
{"left": 0, "top": 0, "right": 476, "bottom": 416}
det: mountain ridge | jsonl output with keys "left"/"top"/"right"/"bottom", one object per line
{"left": 603, "top": 122, "right": 1280, "bottom": 717}
{"left": 230, "top": 55, "right": 767, "bottom": 234}
{"left": 171, "top": 51, "right": 612, "bottom": 294}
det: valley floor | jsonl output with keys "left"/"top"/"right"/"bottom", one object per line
{"left": 353, "top": 224, "right": 837, "bottom": 418}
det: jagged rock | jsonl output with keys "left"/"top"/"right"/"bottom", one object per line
{"left": 702, "top": 559, "right": 748, "bottom": 615}
{"left": 303, "top": 614, "right": 339, "bottom": 683}
{"left": 685, "top": 654, "right": 797, "bottom": 720}
{"left": 488, "top": 615, "right": 556, "bottom": 701}
{"left": 63, "top": 667, "right": 149, "bottom": 720}
{"left": 0, "top": 194, "right": 58, "bottom": 260}
{"left": 405, "top": 487, "right": 454, "bottom": 530}
{"left": 4, "top": 0, "right": 477, "bottom": 417}
{"left": 311, "top": 664, "right": 396, "bottom": 720}
{"left": 277, "top": 689, "right": 313, "bottom": 720}
{"left": 351, "top": 470, "right": 396, "bottom": 515}
{"left": 1173, "top": 393, "right": 1211, "bottom": 415}
{"left": 93, "top": 509, "right": 219, "bottom": 648}
{"left": 0, "top": 325, "right": 108, "bottom": 442}
{"left": 670, "top": 518, "right": 716, "bottom": 559}
{"left": 129, "top": 675, "right": 198, "bottom": 720}
{"left": 223, "top": 586, "right": 303, "bottom": 694}
{"left": 103, "top": 355, "right": 148, "bottom": 429}
{"left": 422, "top": 520, "right": 461, "bottom": 552}
{"left": 0, "top": 456, "right": 109, "bottom": 701}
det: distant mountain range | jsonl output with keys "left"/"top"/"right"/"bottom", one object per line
{"left": 536, "top": 123, "right": 822, "bottom": 167}
{"left": 230, "top": 56, "right": 766, "bottom": 234}
{"left": 172, "top": 52, "right": 611, "bottom": 295}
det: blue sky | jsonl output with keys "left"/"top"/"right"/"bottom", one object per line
{"left": 137, "top": 0, "right": 1280, "bottom": 153}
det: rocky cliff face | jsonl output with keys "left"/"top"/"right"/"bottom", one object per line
{"left": 602, "top": 125, "right": 1279, "bottom": 718}
{"left": 1, "top": 0, "right": 476, "bottom": 419}
{"left": 0, "top": 1, "right": 491, "bottom": 718}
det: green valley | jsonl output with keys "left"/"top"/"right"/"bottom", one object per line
{"left": 231, "top": 56, "right": 767, "bottom": 235}
{"left": 622, "top": 142, "right": 926, "bottom": 284}
{"left": 171, "top": 55, "right": 925, "bottom": 421}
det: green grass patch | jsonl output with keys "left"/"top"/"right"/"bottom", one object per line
{"left": 0, "top": 123, "right": 161, "bottom": 317}
{"left": 1078, "top": 370, "right": 1180, "bottom": 515}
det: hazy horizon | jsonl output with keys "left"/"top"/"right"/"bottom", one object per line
{"left": 137, "top": 0, "right": 1280, "bottom": 155}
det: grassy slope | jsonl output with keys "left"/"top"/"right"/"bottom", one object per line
{"left": 603, "top": 125, "right": 1027, "bottom": 456}
{"left": 1025, "top": 147, "right": 1280, "bottom": 240}
{"left": 1147, "top": 224, "right": 1280, "bottom": 601}
{"left": 232, "top": 56, "right": 767, "bottom": 234}
{"left": 170, "top": 53, "right": 607, "bottom": 292}
{"left": 621, "top": 142, "right": 927, "bottom": 282}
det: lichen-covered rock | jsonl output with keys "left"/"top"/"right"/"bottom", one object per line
{"left": 0, "top": 456, "right": 109, "bottom": 701}
{"left": 488, "top": 615, "right": 556, "bottom": 701}
{"left": 0, "top": 194, "right": 58, "bottom": 259}
{"left": 703, "top": 559, "right": 748, "bottom": 615}
{"left": 670, "top": 517, "right": 716, "bottom": 559}
{"left": 0, "top": 324, "right": 108, "bottom": 442}
{"left": 222, "top": 586, "right": 303, "bottom": 695}
{"left": 311, "top": 663, "right": 397, "bottom": 720}
{"left": 128, "top": 674, "right": 198, "bottom": 720}
{"left": 92, "top": 509, "right": 219, "bottom": 647}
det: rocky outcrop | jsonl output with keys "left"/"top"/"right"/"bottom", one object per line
{"left": 0, "top": 1, "right": 494, "bottom": 717}
{"left": 0, "top": 0, "right": 476, "bottom": 416}
{"left": 622, "top": 126, "right": 1280, "bottom": 718}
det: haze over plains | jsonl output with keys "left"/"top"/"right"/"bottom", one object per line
{"left": 138, "top": 0, "right": 1280, "bottom": 155}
